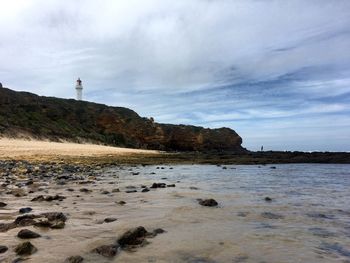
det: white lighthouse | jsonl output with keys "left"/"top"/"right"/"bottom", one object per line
{"left": 75, "top": 78, "right": 83, "bottom": 101}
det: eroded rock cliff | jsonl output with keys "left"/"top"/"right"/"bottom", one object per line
{"left": 0, "top": 87, "right": 245, "bottom": 152}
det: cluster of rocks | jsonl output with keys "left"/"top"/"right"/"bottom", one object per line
{"left": 91, "top": 226, "right": 166, "bottom": 259}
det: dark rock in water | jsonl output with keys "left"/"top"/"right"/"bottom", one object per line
{"left": 64, "top": 255, "right": 84, "bottom": 263}
{"left": 270, "top": 166, "right": 276, "bottom": 169}
{"left": 79, "top": 188, "right": 91, "bottom": 193}
{"left": 152, "top": 228, "right": 166, "bottom": 235}
{"left": 0, "top": 245, "right": 8, "bottom": 254}
{"left": 167, "top": 184, "right": 176, "bottom": 187}
{"left": 17, "top": 229, "right": 41, "bottom": 239}
{"left": 14, "top": 214, "right": 37, "bottom": 226}
{"left": 126, "top": 190, "right": 137, "bottom": 193}
{"left": 31, "top": 195, "right": 65, "bottom": 202}
{"left": 237, "top": 212, "right": 249, "bottom": 217}
{"left": 41, "top": 212, "right": 67, "bottom": 222}
{"left": 15, "top": 241, "right": 37, "bottom": 256}
{"left": 92, "top": 244, "right": 119, "bottom": 257}
{"left": 117, "top": 201, "right": 126, "bottom": 205}
{"left": 0, "top": 202, "right": 7, "bottom": 207}
{"left": 19, "top": 207, "right": 32, "bottom": 214}
{"left": 264, "top": 197, "right": 272, "bottom": 202}
{"left": 141, "top": 188, "right": 150, "bottom": 192}
{"left": 117, "top": 226, "right": 149, "bottom": 247}
{"left": 318, "top": 242, "right": 350, "bottom": 257}
{"left": 150, "top": 183, "right": 166, "bottom": 189}
{"left": 132, "top": 172, "right": 139, "bottom": 175}
{"left": 66, "top": 188, "right": 75, "bottom": 192}
{"left": 189, "top": 186, "right": 199, "bottom": 190}
{"left": 104, "top": 217, "right": 117, "bottom": 223}
{"left": 112, "top": 188, "right": 120, "bottom": 193}
{"left": 309, "top": 227, "right": 336, "bottom": 238}
{"left": 198, "top": 199, "right": 218, "bottom": 207}
{"left": 261, "top": 212, "right": 284, "bottom": 219}
{"left": 306, "top": 212, "right": 335, "bottom": 220}
{"left": 101, "top": 190, "right": 110, "bottom": 195}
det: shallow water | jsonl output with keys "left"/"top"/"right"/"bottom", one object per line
{"left": 1, "top": 164, "right": 350, "bottom": 262}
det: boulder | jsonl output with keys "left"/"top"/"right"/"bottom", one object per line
{"left": 198, "top": 199, "right": 218, "bottom": 207}
{"left": 19, "top": 207, "right": 32, "bottom": 214}
{"left": 92, "top": 244, "right": 119, "bottom": 257}
{"left": 0, "top": 245, "right": 8, "bottom": 254}
{"left": 117, "top": 226, "right": 148, "bottom": 247}
{"left": 15, "top": 241, "right": 37, "bottom": 256}
{"left": 17, "top": 229, "right": 41, "bottom": 239}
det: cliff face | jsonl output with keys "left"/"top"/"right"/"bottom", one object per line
{"left": 0, "top": 87, "right": 245, "bottom": 152}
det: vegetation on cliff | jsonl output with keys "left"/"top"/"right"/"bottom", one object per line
{"left": 0, "top": 87, "right": 244, "bottom": 152}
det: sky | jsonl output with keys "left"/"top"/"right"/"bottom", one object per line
{"left": 0, "top": 0, "right": 350, "bottom": 152}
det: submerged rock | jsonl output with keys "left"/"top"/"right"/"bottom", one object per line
{"left": 64, "top": 255, "right": 84, "bottom": 263}
{"left": 261, "top": 212, "right": 284, "bottom": 219}
{"left": 104, "top": 217, "right": 117, "bottom": 223}
{"left": 0, "top": 202, "right": 7, "bottom": 207}
{"left": 0, "top": 245, "right": 8, "bottom": 254}
{"left": 264, "top": 197, "right": 272, "bottom": 202}
{"left": 19, "top": 207, "right": 32, "bottom": 214}
{"left": 198, "top": 199, "right": 218, "bottom": 207}
{"left": 15, "top": 241, "right": 37, "bottom": 256}
{"left": 117, "top": 226, "right": 148, "bottom": 247}
{"left": 17, "top": 229, "right": 41, "bottom": 239}
{"left": 92, "top": 244, "right": 119, "bottom": 257}
{"left": 150, "top": 183, "right": 166, "bottom": 189}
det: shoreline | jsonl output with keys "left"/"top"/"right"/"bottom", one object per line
{"left": 0, "top": 139, "right": 349, "bottom": 165}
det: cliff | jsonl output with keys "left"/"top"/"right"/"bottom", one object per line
{"left": 0, "top": 87, "right": 245, "bottom": 152}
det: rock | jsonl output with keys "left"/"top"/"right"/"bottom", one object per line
{"left": 0, "top": 245, "right": 8, "bottom": 254}
{"left": 92, "top": 244, "right": 119, "bottom": 257}
{"left": 264, "top": 197, "right": 272, "bottom": 202}
{"left": 15, "top": 241, "right": 37, "bottom": 256}
{"left": 150, "top": 183, "right": 166, "bottom": 189}
{"left": 141, "top": 188, "right": 150, "bottom": 192}
{"left": 112, "top": 188, "right": 120, "bottom": 193}
{"left": 270, "top": 166, "right": 276, "bottom": 169}
{"left": 152, "top": 228, "right": 166, "bottom": 235}
{"left": 189, "top": 186, "right": 199, "bottom": 190}
{"left": 198, "top": 199, "right": 218, "bottom": 207}
{"left": 167, "top": 184, "right": 176, "bottom": 187}
{"left": 19, "top": 207, "right": 32, "bottom": 214}
{"left": 79, "top": 188, "right": 91, "bottom": 193}
{"left": 17, "top": 229, "right": 41, "bottom": 239}
{"left": 117, "top": 201, "right": 126, "bottom": 205}
{"left": 261, "top": 212, "right": 284, "bottom": 219}
{"left": 104, "top": 217, "right": 117, "bottom": 223}
{"left": 117, "top": 226, "right": 148, "bottom": 247}
{"left": 0, "top": 202, "right": 7, "bottom": 208}
{"left": 125, "top": 190, "right": 137, "bottom": 193}
{"left": 31, "top": 195, "right": 65, "bottom": 202}
{"left": 64, "top": 255, "right": 84, "bottom": 263}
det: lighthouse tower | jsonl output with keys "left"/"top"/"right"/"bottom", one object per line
{"left": 75, "top": 78, "right": 83, "bottom": 101}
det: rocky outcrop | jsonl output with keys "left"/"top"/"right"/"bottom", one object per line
{"left": 0, "top": 87, "right": 245, "bottom": 152}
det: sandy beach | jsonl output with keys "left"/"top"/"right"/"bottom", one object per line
{"left": 0, "top": 138, "right": 159, "bottom": 160}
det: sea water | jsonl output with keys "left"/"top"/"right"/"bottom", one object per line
{"left": 1, "top": 164, "right": 350, "bottom": 262}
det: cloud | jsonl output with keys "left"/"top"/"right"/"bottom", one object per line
{"left": 0, "top": 0, "right": 350, "bottom": 151}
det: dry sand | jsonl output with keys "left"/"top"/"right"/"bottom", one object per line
{"left": 0, "top": 138, "right": 159, "bottom": 160}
